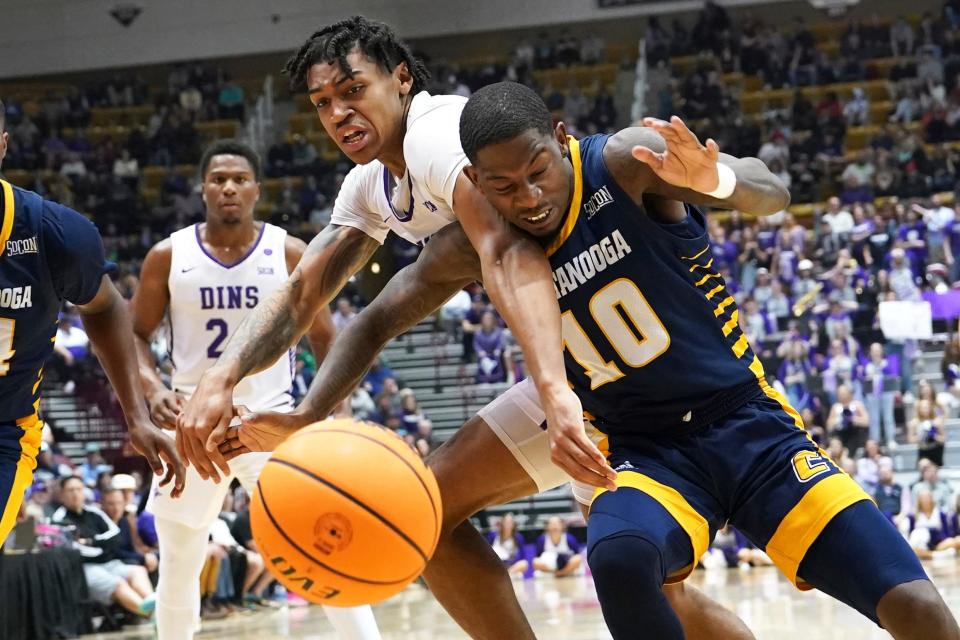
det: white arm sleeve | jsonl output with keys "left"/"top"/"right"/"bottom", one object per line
{"left": 330, "top": 163, "right": 390, "bottom": 244}
{"left": 405, "top": 103, "right": 470, "bottom": 210}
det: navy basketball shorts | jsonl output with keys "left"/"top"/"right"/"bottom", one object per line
{"left": 587, "top": 387, "right": 928, "bottom": 623}
{"left": 0, "top": 414, "right": 42, "bottom": 546}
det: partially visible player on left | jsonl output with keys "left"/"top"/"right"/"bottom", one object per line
{"left": 0, "top": 98, "right": 185, "bottom": 547}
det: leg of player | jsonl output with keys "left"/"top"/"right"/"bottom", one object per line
{"left": 423, "top": 415, "right": 540, "bottom": 640}
{"left": 155, "top": 518, "right": 212, "bottom": 640}
{"left": 0, "top": 417, "right": 43, "bottom": 546}
{"left": 576, "top": 501, "right": 755, "bottom": 640}
{"left": 797, "top": 500, "right": 959, "bottom": 639}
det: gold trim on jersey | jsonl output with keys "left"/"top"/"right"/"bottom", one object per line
{"left": 591, "top": 470, "right": 710, "bottom": 583}
{"left": 688, "top": 257, "right": 713, "bottom": 273}
{"left": 545, "top": 137, "right": 583, "bottom": 258}
{"left": 0, "top": 179, "right": 14, "bottom": 258}
{"left": 680, "top": 245, "right": 710, "bottom": 261}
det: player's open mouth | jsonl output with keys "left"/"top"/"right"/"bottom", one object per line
{"left": 524, "top": 207, "right": 553, "bottom": 225}
{"left": 340, "top": 127, "right": 369, "bottom": 152}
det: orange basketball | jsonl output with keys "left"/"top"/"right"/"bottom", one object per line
{"left": 250, "top": 418, "right": 442, "bottom": 607}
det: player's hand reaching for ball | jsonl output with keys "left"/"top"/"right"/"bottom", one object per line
{"left": 177, "top": 369, "right": 235, "bottom": 483}
{"left": 128, "top": 420, "right": 186, "bottom": 498}
{"left": 217, "top": 407, "right": 310, "bottom": 461}
{"left": 542, "top": 384, "right": 617, "bottom": 491}
{"left": 632, "top": 115, "right": 723, "bottom": 193}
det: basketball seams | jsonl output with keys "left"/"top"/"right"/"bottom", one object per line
{"left": 255, "top": 479, "right": 422, "bottom": 586}
{"left": 282, "top": 426, "right": 442, "bottom": 546}
{"left": 268, "top": 456, "right": 431, "bottom": 563}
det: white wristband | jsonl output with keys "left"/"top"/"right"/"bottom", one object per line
{"left": 702, "top": 163, "right": 737, "bottom": 200}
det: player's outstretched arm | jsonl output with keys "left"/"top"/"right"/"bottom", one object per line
{"left": 453, "top": 174, "right": 618, "bottom": 491}
{"left": 78, "top": 276, "right": 186, "bottom": 497}
{"left": 219, "top": 223, "right": 480, "bottom": 458}
{"left": 131, "top": 240, "right": 182, "bottom": 431}
{"left": 178, "top": 223, "right": 378, "bottom": 481}
{"left": 607, "top": 116, "right": 791, "bottom": 217}
{"left": 283, "top": 235, "right": 336, "bottom": 363}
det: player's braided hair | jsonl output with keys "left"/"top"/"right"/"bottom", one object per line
{"left": 283, "top": 16, "right": 430, "bottom": 94}
{"left": 460, "top": 82, "right": 553, "bottom": 163}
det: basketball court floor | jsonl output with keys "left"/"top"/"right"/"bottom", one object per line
{"left": 92, "top": 558, "right": 960, "bottom": 639}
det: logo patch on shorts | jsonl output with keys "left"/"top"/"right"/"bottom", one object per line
{"left": 313, "top": 513, "right": 353, "bottom": 555}
{"left": 791, "top": 450, "right": 832, "bottom": 483}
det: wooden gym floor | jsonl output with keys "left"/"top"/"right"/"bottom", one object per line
{"left": 92, "top": 558, "right": 960, "bottom": 639}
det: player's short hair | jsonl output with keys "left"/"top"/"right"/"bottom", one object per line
{"left": 198, "top": 139, "right": 262, "bottom": 182}
{"left": 283, "top": 16, "right": 429, "bottom": 94}
{"left": 459, "top": 82, "right": 553, "bottom": 164}
{"left": 0, "top": 98, "right": 5, "bottom": 130}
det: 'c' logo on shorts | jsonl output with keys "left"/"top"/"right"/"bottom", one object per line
{"left": 792, "top": 450, "right": 832, "bottom": 483}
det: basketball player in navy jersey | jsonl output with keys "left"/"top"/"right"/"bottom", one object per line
{"left": 132, "top": 140, "right": 380, "bottom": 640}
{"left": 0, "top": 98, "right": 184, "bottom": 549}
{"left": 448, "top": 84, "right": 954, "bottom": 639}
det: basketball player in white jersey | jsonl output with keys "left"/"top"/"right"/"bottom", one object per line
{"left": 132, "top": 140, "right": 381, "bottom": 640}
{"left": 177, "top": 18, "right": 783, "bottom": 640}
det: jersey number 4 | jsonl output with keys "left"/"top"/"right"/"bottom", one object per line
{"left": 0, "top": 318, "right": 14, "bottom": 376}
{"left": 561, "top": 278, "right": 670, "bottom": 390}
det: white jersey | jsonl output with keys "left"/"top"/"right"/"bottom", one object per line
{"left": 167, "top": 223, "right": 294, "bottom": 412}
{"left": 331, "top": 91, "right": 467, "bottom": 245}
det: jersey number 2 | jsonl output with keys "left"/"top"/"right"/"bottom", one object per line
{"left": 0, "top": 318, "right": 14, "bottom": 376}
{"left": 562, "top": 279, "right": 670, "bottom": 390}
{"left": 206, "top": 319, "right": 228, "bottom": 359}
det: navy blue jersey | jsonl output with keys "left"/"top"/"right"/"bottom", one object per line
{"left": 549, "top": 135, "right": 764, "bottom": 438}
{"left": 0, "top": 179, "right": 113, "bottom": 422}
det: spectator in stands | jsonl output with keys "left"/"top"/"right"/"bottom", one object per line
{"left": 474, "top": 310, "right": 509, "bottom": 384}
{"left": 821, "top": 197, "right": 854, "bottom": 237}
{"left": 290, "top": 134, "right": 317, "bottom": 175}
{"left": 78, "top": 442, "right": 110, "bottom": 489}
{"left": 825, "top": 435, "right": 854, "bottom": 472}
{"left": 779, "top": 339, "right": 813, "bottom": 411}
{"left": 209, "top": 508, "right": 266, "bottom": 609}
{"left": 910, "top": 398, "right": 947, "bottom": 466}
{"left": 822, "top": 341, "right": 856, "bottom": 403}
{"left": 891, "top": 15, "right": 917, "bottom": 57}
{"left": 902, "top": 489, "right": 952, "bottom": 559}
{"left": 889, "top": 247, "right": 921, "bottom": 301}
{"left": 461, "top": 294, "right": 488, "bottom": 362}
{"left": 827, "top": 383, "right": 869, "bottom": 453}
{"left": 942, "top": 338, "right": 960, "bottom": 393}
{"left": 362, "top": 356, "right": 395, "bottom": 398}
{"left": 398, "top": 391, "right": 429, "bottom": 435}
{"left": 331, "top": 297, "right": 357, "bottom": 333}
{"left": 843, "top": 88, "right": 870, "bottom": 127}
{"left": 52, "top": 476, "right": 156, "bottom": 617}
{"left": 862, "top": 342, "right": 898, "bottom": 445}
{"left": 23, "top": 479, "right": 55, "bottom": 522}
{"left": 100, "top": 488, "right": 159, "bottom": 573}
{"left": 855, "top": 439, "right": 891, "bottom": 492}
{"left": 217, "top": 75, "right": 245, "bottom": 121}
{"left": 112, "top": 149, "right": 139, "bottom": 190}
{"left": 874, "top": 464, "right": 904, "bottom": 519}
{"left": 912, "top": 461, "right": 955, "bottom": 512}
{"left": 486, "top": 513, "right": 529, "bottom": 577}
{"left": 533, "top": 517, "right": 582, "bottom": 577}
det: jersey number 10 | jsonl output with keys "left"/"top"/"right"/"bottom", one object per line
{"left": 561, "top": 279, "right": 670, "bottom": 390}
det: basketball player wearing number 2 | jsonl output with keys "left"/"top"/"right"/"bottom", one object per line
{"left": 131, "top": 140, "right": 381, "bottom": 640}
